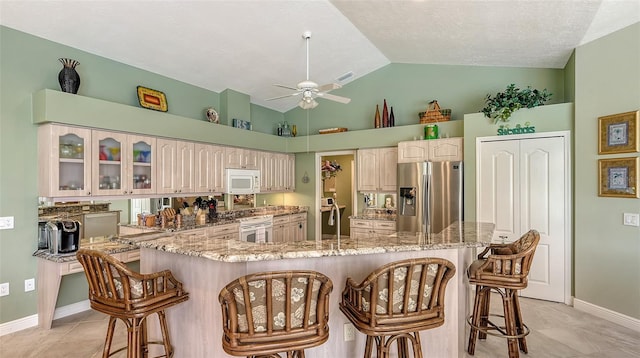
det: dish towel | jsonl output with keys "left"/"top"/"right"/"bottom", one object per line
{"left": 256, "top": 227, "right": 266, "bottom": 243}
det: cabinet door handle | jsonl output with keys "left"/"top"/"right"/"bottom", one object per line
{"left": 87, "top": 191, "right": 91, "bottom": 195}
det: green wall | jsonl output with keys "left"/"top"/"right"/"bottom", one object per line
{"left": 574, "top": 22, "right": 640, "bottom": 319}
{"left": 4, "top": 22, "right": 607, "bottom": 327}
{"left": 284, "top": 63, "right": 565, "bottom": 134}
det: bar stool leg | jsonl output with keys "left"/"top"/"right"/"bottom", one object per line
{"left": 364, "top": 336, "right": 374, "bottom": 358}
{"left": 478, "top": 287, "right": 491, "bottom": 340}
{"left": 502, "top": 289, "right": 519, "bottom": 358}
{"left": 513, "top": 293, "right": 528, "bottom": 353}
{"left": 412, "top": 332, "right": 423, "bottom": 358}
{"left": 157, "top": 310, "right": 174, "bottom": 357}
{"left": 103, "top": 316, "right": 117, "bottom": 358}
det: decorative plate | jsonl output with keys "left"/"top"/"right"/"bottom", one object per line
{"left": 206, "top": 107, "right": 219, "bottom": 123}
{"left": 137, "top": 86, "right": 168, "bottom": 112}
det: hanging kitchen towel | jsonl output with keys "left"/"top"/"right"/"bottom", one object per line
{"left": 256, "top": 227, "right": 266, "bottom": 243}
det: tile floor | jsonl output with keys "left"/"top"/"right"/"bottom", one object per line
{"left": 1, "top": 296, "right": 638, "bottom": 357}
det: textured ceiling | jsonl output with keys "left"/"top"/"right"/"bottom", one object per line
{"left": 1, "top": 0, "right": 639, "bottom": 112}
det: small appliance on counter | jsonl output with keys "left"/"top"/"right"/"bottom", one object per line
{"left": 38, "top": 219, "right": 50, "bottom": 249}
{"left": 321, "top": 197, "right": 334, "bottom": 207}
{"left": 45, "top": 219, "right": 81, "bottom": 255}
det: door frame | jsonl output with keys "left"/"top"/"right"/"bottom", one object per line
{"left": 476, "top": 130, "right": 572, "bottom": 305}
{"left": 315, "top": 150, "right": 356, "bottom": 243}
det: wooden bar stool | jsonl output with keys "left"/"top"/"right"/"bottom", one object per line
{"left": 340, "top": 257, "right": 456, "bottom": 358}
{"left": 218, "top": 270, "right": 333, "bottom": 358}
{"left": 76, "top": 249, "right": 189, "bottom": 358}
{"left": 467, "top": 229, "right": 540, "bottom": 358}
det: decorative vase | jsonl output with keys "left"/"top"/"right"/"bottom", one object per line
{"left": 382, "top": 99, "right": 389, "bottom": 127}
{"left": 58, "top": 58, "right": 80, "bottom": 94}
{"left": 374, "top": 104, "right": 381, "bottom": 128}
{"left": 389, "top": 106, "right": 395, "bottom": 127}
{"left": 291, "top": 125, "right": 297, "bottom": 137}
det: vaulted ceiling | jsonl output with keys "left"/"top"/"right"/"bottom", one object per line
{"left": 1, "top": 0, "right": 638, "bottom": 112}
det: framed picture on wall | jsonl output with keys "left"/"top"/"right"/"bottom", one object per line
{"left": 598, "top": 110, "right": 639, "bottom": 154}
{"left": 598, "top": 157, "right": 639, "bottom": 198}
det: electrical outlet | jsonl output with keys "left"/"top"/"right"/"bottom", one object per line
{"left": 623, "top": 213, "right": 639, "bottom": 227}
{"left": 343, "top": 322, "right": 355, "bottom": 341}
{"left": 0, "top": 216, "right": 14, "bottom": 230}
{"left": 0, "top": 282, "right": 9, "bottom": 297}
{"left": 25, "top": 278, "right": 35, "bottom": 292}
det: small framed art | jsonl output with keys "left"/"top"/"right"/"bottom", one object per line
{"left": 598, "top": 157, "right": 639, "bottom": 198}
{"left": 137, "top": 86, "right": 168, "bottom": 112}
{"left": 598, "top": 110, "right": 639, "bottom": 154}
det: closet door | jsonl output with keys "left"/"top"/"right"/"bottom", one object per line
{"left": 477, "top": 135, "right": 567, "bottom": 303}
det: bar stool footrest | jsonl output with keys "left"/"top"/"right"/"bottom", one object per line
{"left": 467, "top": 313, "right": 530, "bottom": 339}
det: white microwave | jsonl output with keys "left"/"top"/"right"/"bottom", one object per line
{"left": 225, "top": 168, "right": 261, "bottom": 194}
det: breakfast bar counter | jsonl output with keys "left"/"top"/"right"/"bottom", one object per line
{"left": 122, "top": 221, "right": 494, "bottom": 357}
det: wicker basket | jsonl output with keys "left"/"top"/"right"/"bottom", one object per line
{"left": 419, "top": 100, "right": 451, "bottom": 123}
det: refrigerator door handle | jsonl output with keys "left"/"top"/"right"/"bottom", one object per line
{"left": 423, "top": 163, "right": 430, "bottom": 234}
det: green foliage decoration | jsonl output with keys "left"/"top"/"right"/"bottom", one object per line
{"left": 481, "top": 84, "right": 552, "bottom": 123}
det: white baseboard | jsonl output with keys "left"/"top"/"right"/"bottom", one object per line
{"left": 52, "top": 299, "right": 90, "bottom": 320}
{"left": 0, "top": 314, "right": 37, "bottom": 336}
{"left": 573, "top": 298, "right": 640, "bottom": 332}
{"left": 0, "top": 299, "right": 90, "bottom": 337}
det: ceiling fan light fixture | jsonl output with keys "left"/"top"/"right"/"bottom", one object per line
{"left": 299, "top": 98, "right": 318, "bottom": 109}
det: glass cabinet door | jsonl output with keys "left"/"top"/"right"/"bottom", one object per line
{"left": 92, "top": 130, "right": 127, "bottom": 196}
{"left": 55, "top": 129, "right": 91, "bottom": 196}
{"left": 129, "top": 135, "right": 155, "bottom": 195}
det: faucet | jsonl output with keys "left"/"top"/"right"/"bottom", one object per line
{"left": 329, "top": 199, "right": 341, "bottom": 249}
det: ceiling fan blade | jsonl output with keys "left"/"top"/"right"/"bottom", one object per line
{"left": 273, "top": 84, "right": 300, "bottom": 91}
{"left": 317, "top": 92, "right": 351, "bottom": 104}
{"left": 317, "top": 83, "right": 342, "bottom": 92}
{"left": 266, "top": 92, "right": 302, "bottom": 101}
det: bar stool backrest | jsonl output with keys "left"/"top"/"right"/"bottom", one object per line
{"left": 219, "top": 270, "right": 333, "bottom": 355}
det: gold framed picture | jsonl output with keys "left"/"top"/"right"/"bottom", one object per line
{"left": 137, "top": 86, "right": 168, "bottom": 112}
{"left": 598, "top": 157, "right": 639, "bottom": 198}
{"left": 598, "top": 110, "right": 639, "bottom": 154}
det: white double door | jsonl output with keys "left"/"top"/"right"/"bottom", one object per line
{"left": 477, "top": 132, "right": 570, "bottom": 303}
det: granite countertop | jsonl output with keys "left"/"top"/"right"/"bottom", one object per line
{"left": 116, "top": 221, "right": 495, "bottom": 263}
{"left": 121, "top": 205, "right": 308, "bottom": 232}
{"left": 33, "top": 236, "right": 137, "bottom": 263}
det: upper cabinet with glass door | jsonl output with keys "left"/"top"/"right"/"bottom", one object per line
{"left": 38, "top": 124, "right": 93, "bottom": 197}
{"left": 92, "top": 130, "right": 156, "bottom": 196}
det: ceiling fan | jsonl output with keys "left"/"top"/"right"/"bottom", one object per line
{"left": 267, "top": 31, "right": 351, "bottom": 109}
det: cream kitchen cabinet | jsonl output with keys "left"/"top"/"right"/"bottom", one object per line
{"left": 284, "top": 154, "right": 296, "bottom": 192}
{"left": 272, "top": 215, "right": 290, "bottom": 243}
{"left": 350, "top": 218, "right": 396, "bottom": 239}
{"left": 91, "top": 130, "right": 156, "bottom": 196}
{"left": 259, "top": 152, "right": 295, "bottom": 193}
{"left": 194, "top": 143, "right": 226, "bottom": 194}
{"left": 204, "top": 222, "right": 239, "bottom": 241}
{"left": 258, "top": 151, "right": 276, "bottom": 192}
{"left": 38, "top": 124, "right": 93, "bottom": 197}
{"left": 397, "top": 137, "right": 463, "bottom": 163}
{"left": 157, "top": 139, "right": 195, "bottom": 194}
{"left": 225, "top": 147, "right": 258, "bottom": 169}
{"left": 288, "top": 213, "right": 307, "bottom": 241}
{"left": 357, "top": 147, "right": 397, "bottom": 192}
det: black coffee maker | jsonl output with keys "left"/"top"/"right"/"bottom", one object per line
{"left": 46, "top": 220, "right": 81, "bottom": 255}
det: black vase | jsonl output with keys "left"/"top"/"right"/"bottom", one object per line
{"left": 58, "top": 58, "right": 80, "bottom": 94}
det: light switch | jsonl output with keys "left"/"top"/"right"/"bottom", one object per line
{"left": 0, "top": 216, "right": 14, "bottom": 230}
{"left": 623, "top": 213, "right": 639, "bottom": 227}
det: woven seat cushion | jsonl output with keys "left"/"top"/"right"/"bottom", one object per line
{"left": 232, "top": 277, "right": 322, "bottom": 333}
{"left": 360, "top": 264, "right": 438, "bottom": 314}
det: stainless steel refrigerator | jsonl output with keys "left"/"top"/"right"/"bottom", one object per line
{"left": 397, "top": 161, "right": 463, "bottom": 234}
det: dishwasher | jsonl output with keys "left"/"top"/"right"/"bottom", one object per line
{"left": 83, "top": 212, "right": 120, "bottom": 238}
